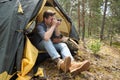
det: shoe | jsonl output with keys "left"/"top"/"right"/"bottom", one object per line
{"left": 69, "top": 60, "right": 90, "bottom": 73}
{"left": 57, "top": 56, "right": 71, "bottom": 73}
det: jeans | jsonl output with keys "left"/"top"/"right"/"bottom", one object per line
{"left": 36, "top": 39, "right": 74, "bottom": 61}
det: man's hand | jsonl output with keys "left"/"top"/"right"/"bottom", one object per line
{"left": 52, "top": 38, "right": 62, "bottom": 43}
{"left": 52, "top": 18, "right": 61, "bottom": 27}
{"left": 61, "top": 36, "right": 69, "bottom": 42}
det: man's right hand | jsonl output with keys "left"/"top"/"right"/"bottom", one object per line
{"left": 52, "top": 19, "right": 61, "bottom": 27}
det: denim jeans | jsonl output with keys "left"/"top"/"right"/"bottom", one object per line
{"left": 36, "top": 39, "right": 74, "bottom": 61}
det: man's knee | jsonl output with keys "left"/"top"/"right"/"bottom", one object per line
{"left": 59, "top": 43, "right": 68, "bottom": 48}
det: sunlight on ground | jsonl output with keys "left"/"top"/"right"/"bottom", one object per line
{"left": 99, "top": 45, "right": 120, "bottom": 58}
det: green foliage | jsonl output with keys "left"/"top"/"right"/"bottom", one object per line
{"left": 112, "top": 42, "right": 120, "bottom": 49}
{"left": 87, "top": 39, "right": 101, "bottom": 54}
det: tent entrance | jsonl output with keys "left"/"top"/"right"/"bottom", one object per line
{"left": 37, "top": 6, "right": 70, "bottom": 36}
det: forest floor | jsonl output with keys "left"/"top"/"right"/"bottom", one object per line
{"left": 31, "top": 39, "right": 120, "bottom": 80}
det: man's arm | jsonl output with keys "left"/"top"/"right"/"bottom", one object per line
{"left": 44, "top": 25, "right": 56, "bottom": 41}
{"left": 51, "top": 21, "right": 63, "bottom": 43}
{"left": 44, "top": 19, "right": 60, "bottom": 41}
{"left": 55, "top": 27, "right": 61, "bottom": 36}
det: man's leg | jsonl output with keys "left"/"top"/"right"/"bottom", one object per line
{"left": 36, "top": 40, "right": 71, "bottom": 73}
{"left": 54, "top": 42, "right": 90, "bottom": 73}
{"left": 54, "top": 42, "right": 74, "bottom": 61}
{"left": 36, "top": 40, "right": 60, "bottom": 60}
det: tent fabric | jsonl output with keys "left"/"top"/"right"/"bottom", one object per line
{"left": 17, "top": 36, "right": 38, "bottom": 80}
{"left": 0, "top": 0, "right": 79, "bottom": 79}
{"left": 53, "top": 0, "right": 79, "bottom": 40}
{"left": 0, "top": 0, "right": 43, "bottom": 79}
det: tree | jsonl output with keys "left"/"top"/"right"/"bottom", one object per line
{"left": 78, "top": 0, "right": 81, "bottom": 36}
{"left": 81, "top": 0, "right": 85, "bottom": 41}
{"left": 100, "top": 0, "right": 108, "bottom": 41}
{"left": 82, "top": 0, "right": 102, "bottom": 39}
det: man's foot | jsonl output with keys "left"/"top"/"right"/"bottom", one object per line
{"left": 69, "top": 60, "right": 90, "bottom": 73}
{"left": 57, "top": 56, "right": 71, "bottom": 73}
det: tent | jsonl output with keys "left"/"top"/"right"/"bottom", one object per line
{"left": 0, "top": 0, "right": 79, "bottom": 80}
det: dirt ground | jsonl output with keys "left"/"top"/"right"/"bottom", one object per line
{"left": 31, "top": 42, "right": 120, "bottom": 80}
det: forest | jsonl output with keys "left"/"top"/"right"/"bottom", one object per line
{"left": 57, "top": 0, "right": 120, "bottom": 42}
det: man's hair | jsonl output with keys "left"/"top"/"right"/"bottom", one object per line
{"left": 43, "top": 10, "right": 56, "bottom": 19}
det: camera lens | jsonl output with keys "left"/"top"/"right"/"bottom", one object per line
{"left": 57, "top": 19, "right": 62, "bottom": 22}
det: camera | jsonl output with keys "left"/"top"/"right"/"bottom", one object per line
{"left": 57, "top": 19, "right": 62, "bottom": 22}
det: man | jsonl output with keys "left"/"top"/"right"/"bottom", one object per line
{"left": 31, "top": 10, "right": 90, "bottom": 73}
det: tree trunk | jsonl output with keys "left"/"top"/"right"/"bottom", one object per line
{"left": 82, "top": 0, "right": 85, "bottom": 41}
{"left": 78, "top": 0, "right": 81, "bottom": 36}
{"left": 88, "top": 9, "right": 92, "bottom": 37}
{"left": 110, "top": 34, "right": 113, "bottom": 46}
{"left": 100, "top": 0, "right": 108, "bottom": 41}
{"left": 69, "top": 0, "right": 73, "bottom": 16}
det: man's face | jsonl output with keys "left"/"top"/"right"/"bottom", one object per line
{"left": 45, "top": 16, "right": 54, "bottom": 26}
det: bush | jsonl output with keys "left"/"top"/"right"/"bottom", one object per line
{"left": 87, "top": 39, "right": 101, "bottom": 54}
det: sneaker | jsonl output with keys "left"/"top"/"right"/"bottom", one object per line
{"left": 57, "top": 56, "right": 71, "bottom": 73}
{"left": 69, "top": 60, "right": 90, "bottom": 73}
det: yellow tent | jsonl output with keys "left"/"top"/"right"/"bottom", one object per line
{"left": 17, "top": 0, "right": 79, "bottom": 80}
{"left": 0, "top": 0, "right": 79, "bottom": 80}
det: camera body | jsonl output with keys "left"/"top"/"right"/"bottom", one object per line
{"left": 57, "top": 19, "right": 62, "bottom": 22}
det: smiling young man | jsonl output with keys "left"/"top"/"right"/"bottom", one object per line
{"left": 31, "top": 10, "right": 90, "bottom": 73}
